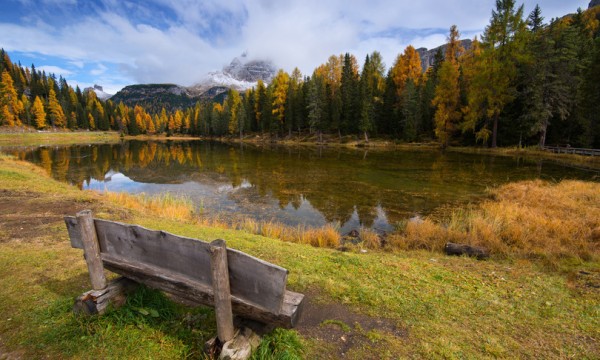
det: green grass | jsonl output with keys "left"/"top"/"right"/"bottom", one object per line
{"left": 251, "top": 329, "right": 303, "bottom": 360}
{"left": 0, "top": 153, "right": 599, "bottom": 359}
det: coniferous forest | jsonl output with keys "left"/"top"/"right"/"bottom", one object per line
{"left": 1, "top": 1, "right": 599, "bottom": 148}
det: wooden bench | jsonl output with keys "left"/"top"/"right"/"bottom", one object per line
{"left": 64, "top": 210, "right": 305, "bottom": 339}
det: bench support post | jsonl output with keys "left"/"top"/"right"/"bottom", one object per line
{"left": 77, "top": 210, "right": 106, "bottom": 290}
{"left": 210, "top": 239, "right": 235, "bottom": 343}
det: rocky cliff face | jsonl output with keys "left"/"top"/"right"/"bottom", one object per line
{"left": 223, "top": 55, "right": 277, "bottom": 82}
{"left": 84, "top": 84, "right": 113, "bottom": 101}
{"left": 187, "top": 53, "right": 277, "bottom": 97}
{"left": 416, "top": 39, "right": 472, "bottom": 72}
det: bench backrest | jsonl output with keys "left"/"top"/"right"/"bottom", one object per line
{"left": 65, "top": 217, "right": 288, "bottom": 314}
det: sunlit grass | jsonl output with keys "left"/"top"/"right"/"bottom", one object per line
{"left": 248, "top": 221, "right": 340, "bottom": 248}
{"left": 104, "top": 191, "right": 195, "bottom": 221}
{"left": 389, "top": 180, "right": 600, "bottom": 262}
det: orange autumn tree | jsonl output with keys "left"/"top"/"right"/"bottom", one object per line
{"left": 432, "top": 25, "right": 464, "bottom": 148}
{"left": 391, "top": 45, "right": 423, "bottom": 97}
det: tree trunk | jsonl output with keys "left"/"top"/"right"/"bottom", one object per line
{"left": 539, "top": 118, "right": 548, "bottom": 148}
{"left": 364, "top": 131, "right": 369, "bottom": 143}
{"left": 491, "top": 114, "right": 499, "bottom": 148}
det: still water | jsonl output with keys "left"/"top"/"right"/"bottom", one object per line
{"left": 5, "top": 140, "right": 598, "bottom": 233}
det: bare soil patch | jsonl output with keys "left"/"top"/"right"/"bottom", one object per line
{"left": 296, "top": 290, "right": 408, "bottom": 358}
{"left": 0, "top": 189, "right": 127, "bottom": 243}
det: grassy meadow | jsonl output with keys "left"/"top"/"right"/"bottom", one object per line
{"left": 0, "top": 145, "right": 599, "bottom": 358}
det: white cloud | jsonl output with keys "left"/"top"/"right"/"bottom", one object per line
{"left": 1, "top": 0, "right": 591, "bottom": 91}
{"left": 37, "top": 65, "right": 73, "bottom": 77}
{"left": 69, "top": 60, "right": 84, "bottom": 68}
{"left": 90, "top": 63, "right": 107, "bottom": 76}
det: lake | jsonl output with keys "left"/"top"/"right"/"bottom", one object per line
{"left": 4, "top": 140, "right": 598, "bottom": 234}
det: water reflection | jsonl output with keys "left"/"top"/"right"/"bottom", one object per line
{"left": 3, "top": 140, "right": 597, "bottom": 233}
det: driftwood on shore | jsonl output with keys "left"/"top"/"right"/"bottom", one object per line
{"left": 444, "top": 242, "right": 490, "bottom": 260}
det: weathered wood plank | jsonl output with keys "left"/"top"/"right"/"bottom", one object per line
{"left": 64, "top": 217, "right": 288, "bottom": 313}
{"left": 77, "top": 210, "right": 107, "bottom": 290}
{"left": 210, "top": 240, "right": 235, "bottom": 343}
{"left": 64, "top": 216, "right": 82, "bottom": 249}
{"left": 102, "top": 254, "right": 304, "bottom": 328}
{"left": 73, "top": 277, "right": 137, "bottom": 315}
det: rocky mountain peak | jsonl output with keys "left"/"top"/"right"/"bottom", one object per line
{"left": 416, "top": 39, "right": 472, "bottom": 72}
{"left": 83, "top": 84, "right": 113, "bottom": 100}
{"left": 187, "top": 54, "right": 277, "bottom": 97}
{"left": 222, "top": 56, "right": 276, "bottom": 83}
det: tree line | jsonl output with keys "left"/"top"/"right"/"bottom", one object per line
{"left": 1, "top": 1, "right": 599, "bottom": 148}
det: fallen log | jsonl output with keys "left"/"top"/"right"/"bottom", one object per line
{"left": 444, "top": 242, "right": 489, "bottom": 260}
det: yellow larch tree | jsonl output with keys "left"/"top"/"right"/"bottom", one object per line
{"left": 227, "top": 89, "right": 242, "bottom": 135}
{"left": 47, "top": 87, "right": 66, "bottom": 128}
{"left": 145, "top": 113, "right": 155, "bottom": 134}
{"left": 391, "top": 45, "right": 423, "bottom": 96}
{"left": 0, "top": 70, "right": 23, "bottom": 126}
{"left": 88, "top": 113, "right": 95, "bottom": 130}
{"left": 173, "top": 110, "right": 183, "bottom": 132}
{"left": 32, "top": 96, "right": 46, "bottom": 129}
{"left": 271, "top": 69, "right": 290, "bottom": 129}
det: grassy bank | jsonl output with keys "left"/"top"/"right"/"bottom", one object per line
{"left": 0, "top": 129, "right": 120, "bottom": 146}
{"left": 1, "top": 155, "right": 599, "bottom": 359}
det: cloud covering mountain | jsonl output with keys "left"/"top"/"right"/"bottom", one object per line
{"left": 0, "top": 0, "right": 589, "bottom": 94}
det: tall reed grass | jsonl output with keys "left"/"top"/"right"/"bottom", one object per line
{"left": 104, "top": 191, "right": 195, "bottom": 221}
{"left": 389, "top": 180, "right": 600, "bottom": 261}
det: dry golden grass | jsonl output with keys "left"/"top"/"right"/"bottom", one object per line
{"left": 104, "top": 179, "right": 599, "bottom": 260}
{"left": 258, "top": 221, "right": 340, "bottom": 248}
{"left": 390, "top": 180, "right": 600, "bottom": 260}
{"left": 103, "top": 190, "right": 343, "bottom": 249}
{"left": 304, "top": 224, "right": 341, "bottom": 248}
{"left": 105, "top": 191, "right": 194, "bottom": 221}
{"left": 358, "top": 227, "right": 382, "bottom": 249}
{"left": 238, "top": 218, "right": 260, "bottom": 234}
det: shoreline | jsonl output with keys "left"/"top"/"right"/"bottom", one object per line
{"left": 1, "top": 128, "right": 598, "bottom": 170}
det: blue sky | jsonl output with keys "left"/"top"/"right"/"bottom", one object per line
{"left": 0, "top": 0, "right": 590, "bottom": 94}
